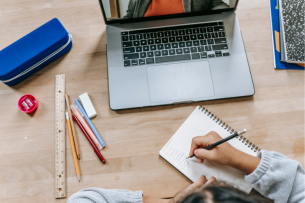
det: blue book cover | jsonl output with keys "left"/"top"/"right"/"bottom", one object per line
{"left": 269, "top": 0, "right": 304, "bottom": 70}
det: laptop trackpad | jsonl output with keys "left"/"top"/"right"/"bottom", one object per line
{"left": 147, "top": 61, "right": 215, "bottom": 103}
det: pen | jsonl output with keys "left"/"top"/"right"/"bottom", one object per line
{"left": 66, "top": 112, "right": 81, "bottom": 182}
{"left": 73, "top": 114, "right": 106, "bottom": 164}
{"left": 71, "top": 105, "right": 103, "bottom": 150}
{"left": 187, "top": 129, "right": 247, "bottom": 159}
{"left": 65, "top": 94, "right": 80, "bottom": 160}
{"left": 75, "top": 99, "right": 106, "bottom": 148}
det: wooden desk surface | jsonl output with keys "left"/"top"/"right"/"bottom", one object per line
{"left": 0, "top": 0, "right": 304, "bottom": 202}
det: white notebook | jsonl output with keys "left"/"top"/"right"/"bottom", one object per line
{"left": 159, "top": 106, "right": 260, "bottom": 193}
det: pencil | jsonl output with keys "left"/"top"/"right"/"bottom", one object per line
{"left": 72, "top": 115, "right": 106, "bottom": 164}
{"left": 65, "top": 94, "right": 80, "bottom": 160}
{"left": 187, "top": 129, "right": 247, "bottom": 159}
{"left": 66, "top": 112, "right": 81, "bottom": 182}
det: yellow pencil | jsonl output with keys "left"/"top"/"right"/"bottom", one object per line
{"left": 66, "top": 112, "right": 81, "bottom": 182}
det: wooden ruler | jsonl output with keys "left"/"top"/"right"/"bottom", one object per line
{"left": 55, "top": 74, "right": 66, "bottom": 199}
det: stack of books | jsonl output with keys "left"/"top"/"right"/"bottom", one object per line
{"left": 269, "top": 0, "right": 305, "bottom": 70}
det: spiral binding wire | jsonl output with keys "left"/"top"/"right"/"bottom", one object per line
{"left": 198, "top": 106, "right": 261, "bottom": 153}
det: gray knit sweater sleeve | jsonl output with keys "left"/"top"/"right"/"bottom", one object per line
{"left": 245, "top": 150, "right": 305, "bottom": 203}
{"left": 67, "top": 188, "right": 143, "bottom": 203}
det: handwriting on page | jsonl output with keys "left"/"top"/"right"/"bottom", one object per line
{"left": 162, "top": 145, "right": 188, "bottom": 173}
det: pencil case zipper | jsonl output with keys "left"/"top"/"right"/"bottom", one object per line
{"left": 1, "top": 34, "right": 74, "bottom": 83}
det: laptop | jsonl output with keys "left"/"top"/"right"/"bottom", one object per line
{"left": 98, "top": 0, "right": 254, "bottom": 110}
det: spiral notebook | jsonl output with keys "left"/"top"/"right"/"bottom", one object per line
{"left": 159, "top": 106, "right": 260, "bottom": 193}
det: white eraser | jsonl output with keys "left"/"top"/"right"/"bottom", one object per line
{"left": 79, "top": 93, "right": 97, "bottom": 118}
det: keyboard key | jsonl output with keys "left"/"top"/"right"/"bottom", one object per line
{"left": 155, "top": 54, "right": 191, "bottom": 63}
{"left": 165, "top": 44, "right": 171, "bottom": 49}
{"left": 214, "top": 38, "right": 227, "bottom": 44}
{"left": 140, "top": 52, "right": 146, "bottom": 58}
{"left": 147, "top": 52, "right": 154, "bottom": 57}
{"left": 186, "top": 29, "right": 192, "bottom": 34}
{"left": 211, "top": 33, "right": 218, "bottom": 38}
{"left": 136, "top": 47, "right": 142, "bottom": 52}
{"left": 183, "top": 48, "right": 190, "bottom": 53}
{"left": 124, "top": 60, "right": 130, "bottom": 66}
{"left": 200, "top": 28, "right": 207, "bottom": 33}
{"left": 165, "top": 31, "right": 171, "bottom": 37}
{"left": 223, "top": 52, "right": 230, "bottom": 56}
{"left": 129, "top": 35, "right": 135, "bottom": 40}
{"left": 172, "top": 43, "right": 178, "bottom": 48}
{"left": 148, "top": 39, "right": 154, "bottom": 44}
{"left": 198, "top": 46, "right": 204, "bottom": 52}
{"left": 176, "top": 36, "right": 183, "bottom": 41}
{"left": 131, "top": 59, "right": 138, "bottom": 65}
{"left": 162, "top": 38, "right": 168, "bottom": 43}
{"left": 190, "top": 35, "right": 197, "bottom": 40}
{"left": 191, "top": 47, "right": 197, "bottom": 53}
{"left": 143, "top": 46, "right": 149, "bottom": 51}
{"left": 193, "top": 41, "right": 200, "bottom": 46}
{"left": 139, "top": 59, "right": 146, "bottom": 65}
{"left": 214, "top": 26, "right": 224, "bottom": 32}
{"left": 143, "top": 33, "right": 150, "bottom": 39}
{"left": 121, "top": 32, "right": 128, "bottom": 35}
{"left": 193, "top": 28, "right": 199, "bottom": 34}
{"left": 158, "top": 32, "right": 164, "bottom": 37}
{"left": 123, "top": 47, "right": 135, "bottom": 53}
{"left": 154, "top": 51, "right": 161, "bottom": 56}
{"left": 216, "top": 53, "right": 222, "bottom": 57}
{"left": 183, "top": 35, "right": 190, "bottom": 41}
{"left": 208, "top": 39, "right": 214, "bottom": 44}
{"left": 157, "top": 44, "right": 164, "bottom": 50}
{"left": 200, "top": 40, "right": 207, "bottom": 45}
{"left": 151, "top": 33, "right": 157, "bottom": 38}
{"left": 204, "top": 33, "right": 211, "bottom": 39}
{"left": 208, "top": 54, "right": 215, "bottom": 58}
{"left": 136, "top": 34, "right": 143, "bottom": 40}
{"left": 124, "top": 53, "right": 139, "bottom": 60}
{"left": 186, "top": 41, "right": 192, "bottom": 47}
{"left": 201, "top": 52, "right": 207, "bottom": 58}
{"left": 215, "top": 51, "right": 222, "bottom": 54}
{"left": 123, "top": 41, "right": 133, "bottom": 47}
{"left": 197, "top": 34, "right": 204, "bottom": 39}
{"left": 212, "top": 44, "right": 228, "bottom": 50}
{"left": 141, "top": 40, "right": 147, "bottom": 45}
{"left": 179, "top": 42, "right": 186, "bottom": 47}
{"left": 192, "top": 53, "right": 200, "bottom": 59}
{"left": 146, "top": 58, "right": 155, "bottom": 64}
{"left": 176, "top": 49, "right": 183, "bottom": 54}
{"left": 205, "top": 46, "right": 212, "bottom": 51}
{"left": 155, "top": 38, "right": 161, "bottom": 44}
{"left": 162, "top": 50, "right": 169, "bottom": 56}
{"left": 172, "top": 30, "right": 178, "bottom": 36}
{"left": 169, "top": 49, "right": 175, "bottom": 55}
{"left": 169, "top": 37, "right": 176, "bottom": 42}
{"left": 122, "top": 36, "right": 129, "bottom": 41}
{"left": 179, "top": 30, "right": 185, "bottom": 35}
{"left": 150, "top": 45, "right": 157, "bottom": 50}
{"left": 218, "top": 22, "right": 223, "bottom": 25}
{"left": 134, "top": 41, "right": 140, "bottom": 46}
{"left": 219, "top": 32, "right": 226, "bottom": 37}
{"left": 207, "top": 27, "right": 213, "bottom": 32}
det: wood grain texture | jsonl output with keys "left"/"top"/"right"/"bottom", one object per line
{"left": 0, "top": 0, "right": 304, "bottom": 202}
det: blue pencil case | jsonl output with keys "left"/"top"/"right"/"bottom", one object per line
{"left": 0, "top": 18, "right": 73, "bottom": 86}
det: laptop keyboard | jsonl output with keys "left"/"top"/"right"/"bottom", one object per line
{"left": 121, "top": 21, "right": 229, "bottom": 66}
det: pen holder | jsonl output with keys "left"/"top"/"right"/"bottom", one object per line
{"left": 18, "top": 94, "right": 38, "bottom": 113}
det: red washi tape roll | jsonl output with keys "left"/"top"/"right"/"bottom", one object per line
{"left": 18, "top": 94, "right": 38, "bottom": 113}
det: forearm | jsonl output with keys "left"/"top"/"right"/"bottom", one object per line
{"left": 143, "top": 197, "right": 172, "bottom": 203}
{"left": 229, "top": 149, "right": 261, "bottom": 175}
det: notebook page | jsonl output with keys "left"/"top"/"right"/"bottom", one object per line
{"left": 160, "top": 106, "right": 257, "bottom": 193}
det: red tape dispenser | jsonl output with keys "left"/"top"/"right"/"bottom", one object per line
{"left": 18, "top": 94, "right": 38, "bottom": 113}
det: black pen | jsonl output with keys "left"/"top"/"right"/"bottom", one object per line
{"left": 186, "top": 129, "right": 247, "bottom": 159}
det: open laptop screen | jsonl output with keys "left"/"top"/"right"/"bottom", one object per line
{"left": 99, "top": 0, "right": 238, "bottom": 23}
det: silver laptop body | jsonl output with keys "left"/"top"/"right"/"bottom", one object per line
{"left": 98, "top": 0, "right": 254, "bottom": 110}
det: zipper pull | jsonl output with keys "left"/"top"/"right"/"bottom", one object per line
{"left": 69, "top": 34, "right": 75, "bottom": 44}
